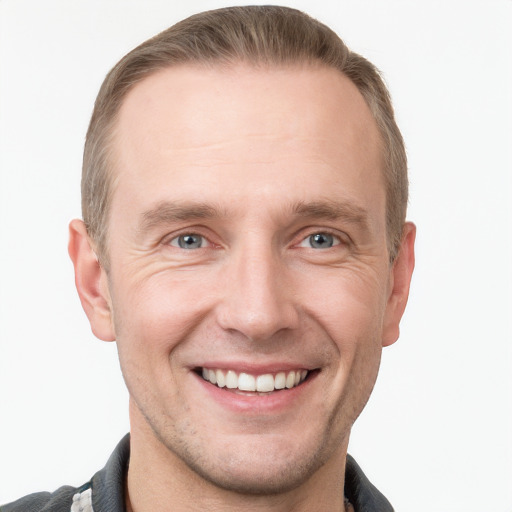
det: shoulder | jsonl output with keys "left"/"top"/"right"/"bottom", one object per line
{"left": 345, "top": 455, "right": 394, "bottom": 512}
{"left": 1, "top": 435, "right": 129, "bottom": 512}
{"left": 0, "top": 484, "right": 88, "bottom": 512}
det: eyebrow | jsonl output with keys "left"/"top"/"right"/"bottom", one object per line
{"left": 139, "top": 201, "right": 224, "bottom": 232}
{"left": 292, "top": 200, "right": 370, "bottom": 229}
{"left": 138, "top": 199, "right": 371, "bottom": 232}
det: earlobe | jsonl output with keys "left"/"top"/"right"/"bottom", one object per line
{"left": 382, "top": 222, "right": 416, "bottom": 347}
{"left": 68, "top": 219, "right": 116, "bottom": 342}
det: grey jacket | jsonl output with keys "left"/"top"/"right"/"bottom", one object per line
{"left": 1, "top": 435, "right": 394, "bottom": 511}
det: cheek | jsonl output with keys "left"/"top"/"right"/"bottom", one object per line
{"left": 303, "top": 265, "right": 389, "bottom": 349}
{"left": 112, "top": 267, "right": 208, "bottom": 335}
{"left": 109, "top": 269, "right": 220, "bottom": 385}
{"left": 318, "top": 280, "right": 385, "bottom": 428}
{"left": 110, "top": 280, "right": 192, "bottom": 411}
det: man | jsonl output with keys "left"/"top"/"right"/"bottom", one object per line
{"left": 2, "top": 5, "right": 415, "bottom": 512}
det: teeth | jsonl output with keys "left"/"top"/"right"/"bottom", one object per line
{"left": 285, "top": 372, "right": 295, "bottom": 389}
{"left": 256, "top": 374, "right": 274, "bottom": 392}
{"left": 275, "top": 372, "right": 286, "bottom": 390}
{"left": 226, "top": 370, "right": 238, "bottom": 389}
{"left": 215, "top": 369, "right": 226, "bottom": 388}
{"left": 238, "top": 373, "right": 256, "bottom": 391}
{"left": 200, "top": 368, "right": 309, "bottom": 393}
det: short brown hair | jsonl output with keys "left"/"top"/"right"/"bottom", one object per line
{"left": 82, "top": 5, "right": 407, "bottom": 266}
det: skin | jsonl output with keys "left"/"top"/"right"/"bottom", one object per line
{"left": 69, "top": 63, "right": 415, "bottom": 512}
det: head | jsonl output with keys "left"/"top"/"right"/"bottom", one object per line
{"left": 82, "top": 5, "right": 408, "bottom": 269}
{"left": 70, "top": 5, "right": 415, "bottom": 503}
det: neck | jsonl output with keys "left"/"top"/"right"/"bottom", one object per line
{"left": 126, "top": 411, "right": 350, "bottom": 512}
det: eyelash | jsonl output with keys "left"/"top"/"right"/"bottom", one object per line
{"left": 165, "top": 230, "right": 346, "bottom": 251}
{"left": 298, "top": 232, "right": 342, "bottom": 249}
{"left": 168, "top": 233, "right": 212, "bottom": 250}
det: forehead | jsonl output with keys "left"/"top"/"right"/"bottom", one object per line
{"left": 110, "top": 63, "right": 384, "bottom": 219}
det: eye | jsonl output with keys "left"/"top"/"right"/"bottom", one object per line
{"left": 299, "top": 232, "right": 340, "bottom": 249}
{"left": 169, "top": 234, "right": 208, "bottom": 249}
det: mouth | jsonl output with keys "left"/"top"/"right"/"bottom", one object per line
{"left": 196, "top": 367, "right": 311, "bottom": 394}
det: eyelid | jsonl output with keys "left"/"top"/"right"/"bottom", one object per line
{"left": 293, "top": 227, "right": 350, "bottom": 247}
{"left": 161, "top": 226, "right": 217, "bottom": 248}
{"left": 168, "top": 232, "right": 214, "bottom": 248}
{"left": 169, "top": 234, "right": 207, "bottom": 248}
{"left": 297, "top": 231, "right": 342, "bottom": 248}
{"left": 161, "top": 227, "right": 349, "bottom": 250}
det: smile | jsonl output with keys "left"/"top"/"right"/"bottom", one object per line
{"left": 200, "top": 368, "right": 309, "bottom": 393}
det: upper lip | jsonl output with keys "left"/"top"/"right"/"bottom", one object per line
{"left": 192, "top": 362, "right": 317, "bottom": 374}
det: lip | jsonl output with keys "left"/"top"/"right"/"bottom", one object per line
{"left": 192, "top": 361, "right": 316, "bottom": 374}
{"left": 191, "top": 364, "right": 319, "bottom": 414}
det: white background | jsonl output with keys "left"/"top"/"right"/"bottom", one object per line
{"left": 1, "top": 0, "right": 511, "bottom": 510}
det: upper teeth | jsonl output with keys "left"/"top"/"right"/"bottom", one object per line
{"left": 201, "top": 368, "right": 308, "bottom": 392}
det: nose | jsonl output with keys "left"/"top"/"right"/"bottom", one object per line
{"left": 216, "top": 243, "right": 300, "bottom": 342}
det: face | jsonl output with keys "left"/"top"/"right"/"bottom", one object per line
{"left": 74, "top": 64, "right": 414, "bottom": 495}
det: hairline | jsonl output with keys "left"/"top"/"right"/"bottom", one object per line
{"left": 86, "top": 53, "right": 404, "bottom": 270}
{"left": 100, "top": 59, "right": 390, "bottom": 255}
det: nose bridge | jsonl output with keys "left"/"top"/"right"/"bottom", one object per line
{"left": 217, "top": 237, "right": 299, "bottom": 341}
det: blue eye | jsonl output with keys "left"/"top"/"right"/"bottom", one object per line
{"left": 170, "top": 234, "right": 205, "bottom": 249}
{"left": 300, "top": 232, "right": 340, "bottom": 249}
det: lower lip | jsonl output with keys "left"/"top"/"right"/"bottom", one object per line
{"left": 193, "top": 371, "right": 317, "bottom": 414}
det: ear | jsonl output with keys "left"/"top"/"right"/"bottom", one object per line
{"left": 68, "top": 219, "right": 116, "bottom": 341}
{"left": 382, "top": 222, "right": 416, "bottom": 347}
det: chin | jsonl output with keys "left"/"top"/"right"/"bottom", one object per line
{"left": 181, "top": 447, "right": 326, "bottom": 496}
{"left": 155, "top": 422, "right": 342, "bottom": 496}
